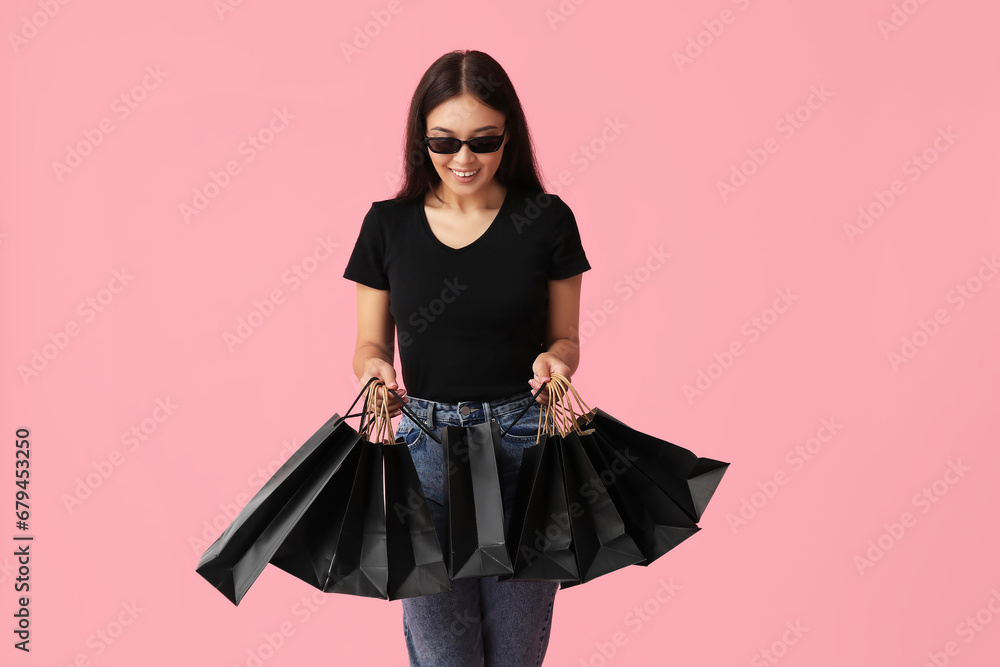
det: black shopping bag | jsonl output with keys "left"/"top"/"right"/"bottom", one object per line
{"left": 546, "top": 372, "right": 729, "bottom": 524}
{"left": 270, "top": 439, "right": 389, "bottom": 599}
{"left": 270, "top": 383, "right": 451, "bottom": 600}
{"left": 577, "top": 427, "right": 701, "bottom": 566}
{"left": 531, "top": 372, "right": 726, "bottom": 584}
{"left": 559, "top": 430, "right": 645, "bottom": 582}
{"left": 503, "top": 378, "right": 643, "bottom": 586}
{"left": 267, "top": 442, "right": 362, "bottom": 590}
{"left": 504, "top": 433, "right": 580, "bottom": 583}
{"left": 195, "top": 377, "right": 378, "bottom": 605}
{"left": 581, "top": 407, "right": 728, "bottom": 523}
{"left": 442, "top": 421, "right": 514, "bottom": 579}
{"left": 383, "top": 441, "right": 451, "bottom": 599}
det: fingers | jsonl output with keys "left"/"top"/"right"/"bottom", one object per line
{"left": 528, "top": 378, "right": 549, "bottom": 400}
{"left": 374, "top": 387, "right": 407, "bottom": 420}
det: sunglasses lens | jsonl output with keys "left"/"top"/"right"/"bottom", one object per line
{"left": 427, "top": 138, "right": 461, "bottom": 153}
{"left": 469, "top": 136, "right": 503, "bottom": 153}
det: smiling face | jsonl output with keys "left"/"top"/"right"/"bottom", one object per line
{"left": 424, "top": 92, "right": 508, "bottom": 200}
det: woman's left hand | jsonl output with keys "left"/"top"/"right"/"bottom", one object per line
{"left": 528, "top": 353, "right": 572, "bottom": 406}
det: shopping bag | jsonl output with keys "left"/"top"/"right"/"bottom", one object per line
{"left": 504, "top": 432, "right": 580, "bottom": 583}
{"left": 548, "top": 372, "right": 729, "bottom": 524}
{"left": 582, "top": 408, "right": 728, "bottom": 523}
{"left": 195, "top": 377, "right": 378, "bottom": 605}
{"left": 503, "top": 379, "right": 643, "bottom": 586}
{"left": 442, "top": 420, "right": 514, "bottom": 578}
{"left": 270, "top": 383, "right": 451, "bottom": 600}
{"left": 538, "top": 372, "right": 726, "bottom": 580}
{"left": 558, "top": 429, "right": 645, "bottom": 581}
{"left": 578, "top": 426, "right": 701, "bottom": 566}
{"left": 266, "top": 442, "right": 363, "bottom": 589}
{"left": 383, "top": 441, "right": 451, "bottom": 599}
{"left": 270, "top": 438, "right": 389, "bottom": 599}
{"left": 322, "top": 439, "right": 388, "bottom": 597}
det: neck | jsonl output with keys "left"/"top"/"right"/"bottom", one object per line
{"left": 430, "top": 181, "right": 507, "bottom": 212}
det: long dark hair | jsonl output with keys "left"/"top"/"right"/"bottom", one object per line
{"left": 393, "top": 50, "right": 545, "bottom": 203}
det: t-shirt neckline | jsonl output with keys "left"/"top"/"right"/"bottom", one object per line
{"left": 419, "top": 186, "right": 514, "bottom": 253}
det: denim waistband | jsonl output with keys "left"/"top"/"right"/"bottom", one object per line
{"left": 401, "top": 389, "right": 538, "bottom": 431}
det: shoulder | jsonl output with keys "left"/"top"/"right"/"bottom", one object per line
{"left": 509, "top": 189, "right": 581, "bottom": 243}
{"left": 366, "top": 196, "right": 417, "bottom": 216}
{"left": 513, "top": 187, "right": 572, "bottom": 213}
{"left": 360, "top": 196, "right": 420, "bottom": 230}
{"left": 508, "top": 187, "right": 575, "bottom": 227}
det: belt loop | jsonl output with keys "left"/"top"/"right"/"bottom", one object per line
{"left": 427, "top": 401, "right": 435, "bottom": 430}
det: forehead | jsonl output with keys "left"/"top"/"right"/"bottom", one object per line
{"left": 426, "top": 93, "right": 503, "bottom": 129}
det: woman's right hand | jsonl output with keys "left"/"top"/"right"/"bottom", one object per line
{"left": 359, "top": 359, "right": 408, "bottom": 419}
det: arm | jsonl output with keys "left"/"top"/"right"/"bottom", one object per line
{"left": 529, "top": 273, "right": 584, "bottom": 403}
{"left": 352, "top": 283, "right": 407, "bottom": 416}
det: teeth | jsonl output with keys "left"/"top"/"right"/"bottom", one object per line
{"left": 451, "top": 168, "right": 479, "bottom": 177}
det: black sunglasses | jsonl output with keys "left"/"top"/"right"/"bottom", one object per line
{"left": 424, "top": 124, "right": 507, "bottom": 154}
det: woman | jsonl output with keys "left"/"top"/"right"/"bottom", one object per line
{"left": 343, "top": 49, "right": 591, "bottom": 666}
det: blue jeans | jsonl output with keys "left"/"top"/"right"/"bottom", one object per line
{"left": 394, "top": 389, "right": 559, "bottom": 667}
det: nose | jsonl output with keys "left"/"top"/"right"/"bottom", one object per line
{"left": 452, "top": 143, "right": 477, "bottom": 166}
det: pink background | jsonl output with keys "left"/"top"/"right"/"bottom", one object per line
{"left": 3, "top": 0, "right": 999, "bottom": 665}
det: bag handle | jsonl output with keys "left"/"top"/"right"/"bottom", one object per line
{"left": 365, "top": 382, "right": 391, "bottom": 444}
{"left": 376, "top": 384, "right": 444, "bottom": 445}
{"left": 550, "top": 372, "right": 594, "bottom": 420}
{"left": 542, "top": 373, "right": 594, "bottom": 437}
{"left": 541, "top": 375, "right": 575, "bottom": 436}
{"left": 344, "top": 376, "right": 381, "bottom": 433}
{"left": 499, "top": 380, "right": 549, "bottom": 439}
{"left": 372, "top": 381, "right": 551, "bottom": 444}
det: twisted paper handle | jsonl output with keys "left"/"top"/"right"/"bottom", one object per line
{"left": 361, "top": 380, "right": 393, "bottom": 444}
{"left": 541, "top": 373, "right": 594, "bottom": 437}
{"left": 550, "top": 372, "right": 595, "bottom": 433}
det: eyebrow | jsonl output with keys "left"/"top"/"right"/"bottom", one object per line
{"left": 428, "top": 125, "right": 498, "bottom": 133}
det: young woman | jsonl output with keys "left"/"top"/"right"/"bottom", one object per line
{"left": 343, "top": 49, "right": 591, "bottom": 666}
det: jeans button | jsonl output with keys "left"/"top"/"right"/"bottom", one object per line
{"left": 459, "top": 405, "right": 471, "bottom": 415}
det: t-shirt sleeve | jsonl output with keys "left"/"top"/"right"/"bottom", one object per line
{"left": 548, "top": 199, "right": 592, "bottom": 280}
{"left": 343, "top": 204, "right": 389, "bottom": 290}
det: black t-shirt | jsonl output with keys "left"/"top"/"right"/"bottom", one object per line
{"left": 342, "top": 185, "right": 591, "bottom": 402}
